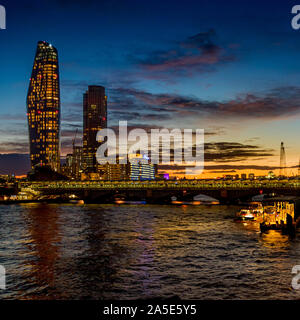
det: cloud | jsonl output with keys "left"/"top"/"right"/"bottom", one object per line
{"left": 135, "top": 30, "right": 235, "bottom": 79}
{"left": 221, "top": 86, "right": 300, "bottom": 119}
{"left": 157, "top": 141, "right": 274, "bottom": 166}
{"left": 0, "top": 140, "right": 280, "bottom": 176}
{"left": 109, "top": 86, "right": 300, "bottom": 121}
{"left": 204, "top": 142, "right": 274, "bottom": 163}
{"left": 209, "top": 170, "right": 237, "bottom": 174}
{"left": 158, "top": 163, "right": 282, "bottom": 174}
{"left": 0, "top": 114, "right": 26, "bottom": 121}
{"left": 0, "top": 141, "right": 29, "bottom": 154}
{"left": 57, "top": 82, "right": 300, "bottom": 158}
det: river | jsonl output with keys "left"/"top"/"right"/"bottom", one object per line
{"left": 0, "top": 203, "right": 299, "bottom": 299}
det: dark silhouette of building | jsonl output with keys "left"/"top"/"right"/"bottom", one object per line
{"left": 27, "top": 41, "right": 61, "bottom": 172}
{"left": 280, "top": 142, "right": 287, "bottom": 177}
{"left": 72, "top": 146, "right": 83, "bottom": 179}
{"left": 27, "top": 165, "right": 68, "bottom": 181}
{"left": 83, "top": 86, "right": 107, "bottom": 172}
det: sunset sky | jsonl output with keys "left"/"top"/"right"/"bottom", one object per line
{"left": 0, "top": 0, "right": 299, "bottom": 177}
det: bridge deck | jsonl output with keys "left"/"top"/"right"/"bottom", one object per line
{"left": 20, "top": 180, "right": 300, "bottom": 191}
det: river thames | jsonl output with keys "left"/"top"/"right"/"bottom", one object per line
{"left": 0, "top": 203, "right": 299, "bottom": 299}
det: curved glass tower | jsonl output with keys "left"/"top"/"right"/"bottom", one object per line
{"left": 27, "top": 41, "right": 60, "bottom": 171}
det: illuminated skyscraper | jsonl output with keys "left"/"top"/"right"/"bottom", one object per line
{"left": 128, "top": 154, "right": 155, "bottom": 181}
{"left": 27, "top": 41, "right": 61, "bottom": 171}
{"left": 83, "top": 86, "right": 107, "bottom": 172}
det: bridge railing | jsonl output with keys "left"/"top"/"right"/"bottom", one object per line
{"left": 20, "top": 180, "right": 300, "bottom": 191}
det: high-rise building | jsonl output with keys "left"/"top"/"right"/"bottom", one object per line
{"left": 83, "top": 86, "right": 107, "bottom": 172}
{"left": 27, "top": 41, "right": 60, "bottom": 171}
{"left": 61, "top": 146, "right": 83, "bottom": 180}
{"left": 72, "top": 146, "right": 83, "bottom": 179}
{"left": 128, "top": 154, "right": 155, "bottom": 181}
{"left": 101, "top": 163, "right": 129, "bottom": 181}
{"left": 61, "top": 154, "right": 73, "bottom": 177}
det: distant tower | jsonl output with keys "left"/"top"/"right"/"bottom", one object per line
{"left": 279, "top": 142, "right": 287, "bottom": 177}
{"left": 83, "top": 86, "right": 107, "bottom": 172}
{"left": 27, "top": 41, "right": 61, "bottom": 172}
{"left": 298, "top": 159, "right": 300, "bottom": 178}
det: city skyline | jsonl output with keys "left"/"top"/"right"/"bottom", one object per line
{"left": 0, "top": 0, "right": 299, "bottom": 178}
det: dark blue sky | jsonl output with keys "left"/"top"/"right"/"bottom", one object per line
{"left": 0, "top": 0, "right": 300, "bottom": 176}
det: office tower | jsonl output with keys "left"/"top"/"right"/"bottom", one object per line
{"left": 61, "top": 147, "right": 83, "bottom": 179}
{"left": 27, "top": 41, "right": 60, "bottom": 171}
{"left": 102, "top": 156, "right": 129, "bottom": 181}
{"left": 98, "top": 163, "right": 127, "bottom": 181}
{"left": 72, "top": 146, "right": 83, "bottom": 179}
{"left": 61, "top": 154, "right": 73, "bottom": 177}
{"left": 83, "top": 86, "right": 107, "bottom": 172}
{"left": 128, "top": 154, "right": 155, "bottom": 181}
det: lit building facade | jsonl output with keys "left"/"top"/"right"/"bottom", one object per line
{"left": 72, "top": 146, "right": 83, "bottom": 179}
{"left": 128, "top": 154, "right": 155, "bottom": 181}
{"left": 61, "top": 154, "right": 73, "bottom": 177}
{"left": 107, "top": 164, "right": 128, "bottom": 181}
{"left": 27, "top": 41, "right": 60, "bottom": 171}
{"left": 83, "top": 86, "right": 107, "bottom": 172}
{"left": 61, "top": 146, "right": 83, "bottom": 179}
{"left": 101, "top": 162, "right": 129, "bottom": 181}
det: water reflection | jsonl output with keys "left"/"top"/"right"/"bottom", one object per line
{"left": 259, "top": 230, "right": 290, "bottom": 249}
{"left": 0, "top": 203, "right": 300, "bottom": 299}
{"left": 22, "top": 204, "right": 60, "bottom": 299}
{"left": 234, "top": 216, "right": 291, "bottom": 249}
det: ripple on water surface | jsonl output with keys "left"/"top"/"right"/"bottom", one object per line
{"left": 0, "top": 203, "right": 299, "bottom": 299}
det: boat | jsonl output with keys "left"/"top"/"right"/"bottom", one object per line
{"left": 249, "top": 202, "right": 264, "bottom": 215}
{"left": 236, "top": 208, "right": 255, "bottom": 220}
{"left": 259, "top": 197, "right": 300, "bottom": 235}
{"left": 236, "top": 202, "right": 263, "bottom": 221}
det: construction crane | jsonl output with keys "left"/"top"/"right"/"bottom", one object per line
{"left": 72, "top": 128, "right": 78, "bottom": 152}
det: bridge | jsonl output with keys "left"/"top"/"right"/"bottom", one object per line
{"left": 19, "top": 179, "right": 300, "bottom": 204}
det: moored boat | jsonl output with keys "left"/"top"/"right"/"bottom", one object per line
{"left": 236, "top": 208, "right": 255, "bottom": 220}
{"left": 259, "top": 197, "right": 300, "bottom": 235}
{"left": 236, "top": 202, "right": 264, "bottom": 221}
